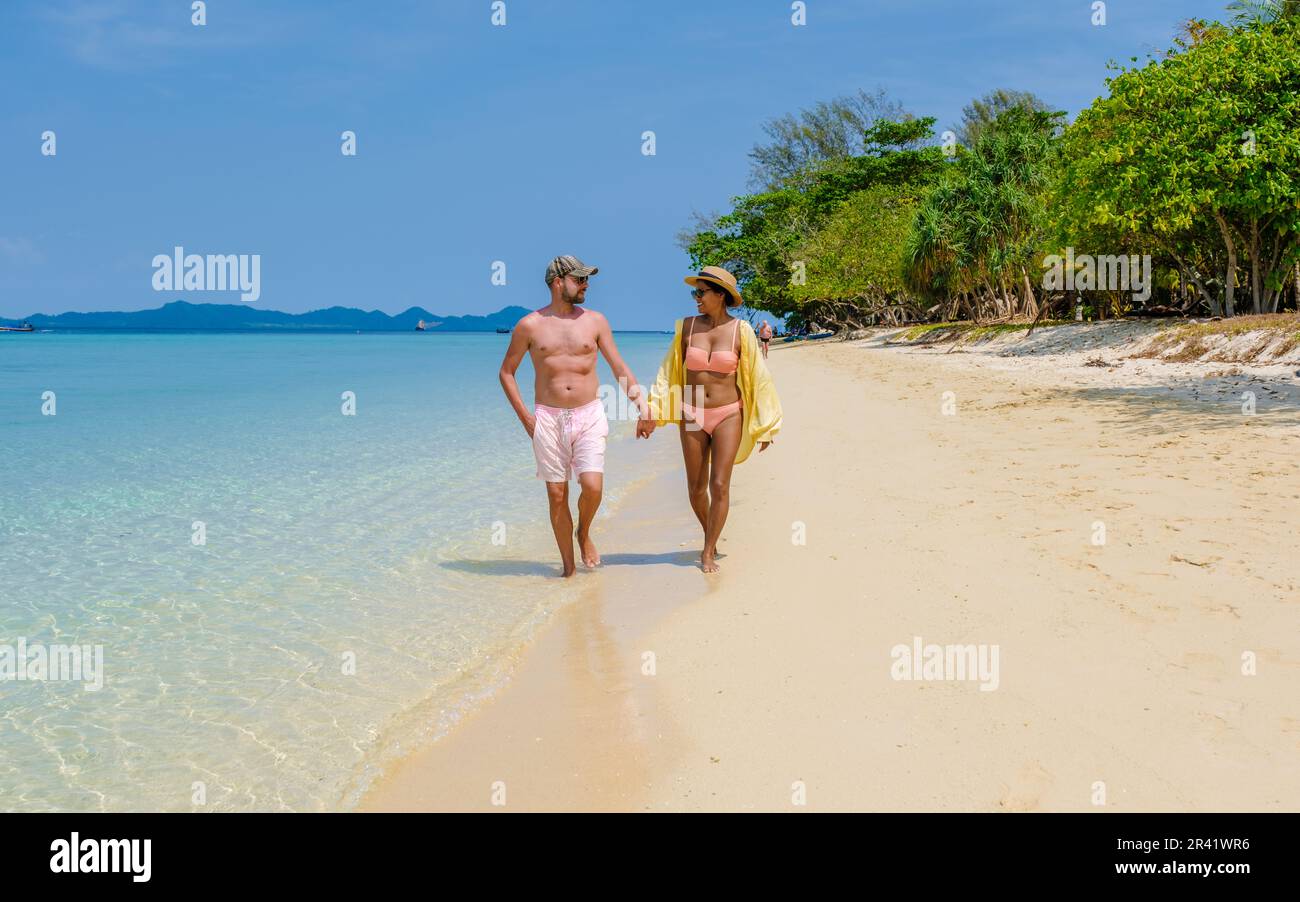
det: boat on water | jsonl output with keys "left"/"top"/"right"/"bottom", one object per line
{"left": 0, "top": 322, "right": 35, "bottom": 332}
{"left": 495, "top": 327, "right": 510, "bottom": 334}
{"left": 416, "top": 320, "right": 427, "bottom": 331}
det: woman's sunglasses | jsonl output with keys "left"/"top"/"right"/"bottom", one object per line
{"left": 691, "top": 285, "right": 720, "bottom": 299}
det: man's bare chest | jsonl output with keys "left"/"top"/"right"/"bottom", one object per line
{"left": 532, "top": 324, "right": 598, "bottom": 359}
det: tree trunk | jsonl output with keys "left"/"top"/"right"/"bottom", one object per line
{"left": 1192, "top": 280, "right": 1216, "bottom": 316}
{"left": 1166, "top": 245, "right": 1219, "bottom": 316}
{"left": 1262, "top": 229, "right": 1285, "bottom": 314}
{"left": 1214, "top": 210, "right": 1238, "bottom": 316}
{"left": 1026, "top": 291, "right": 1056, "bottom": 336}
{"left": 1250, "top": 219, "right": 1262, "bottom": 315}
{"left": 1021, "top": 268, "right": 1039, "bottom": 320}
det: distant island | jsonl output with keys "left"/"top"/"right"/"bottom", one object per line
{"left": 0, "top": 300, "right": 532, "bottom": 332}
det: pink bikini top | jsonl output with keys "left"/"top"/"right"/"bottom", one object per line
{"left": 684, "top": 317, "right": 740, "bottom": 374}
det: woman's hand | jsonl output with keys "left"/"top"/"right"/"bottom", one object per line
{"left": 636, "top": 417, "right": 656, "bottom": 439}
{"left": 758, "top": 441, "right": 772, "bottom": 453}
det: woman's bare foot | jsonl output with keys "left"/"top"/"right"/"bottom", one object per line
{"left": 700, "top": 547, "right": 719, "bottom": 572}
{"left": 576, "top": 530, "right": 600, "bottom": 568}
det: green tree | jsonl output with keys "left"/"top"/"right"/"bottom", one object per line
{"left": 684, "top": 117, "right": 946, "bottom": 327}
{"left": 1055, "top": 19, "right": 1300, "bottom": 315}
{"left": 747, "top": 88, "right": 912, "bottom": 190}
{"left": 905, "top": 107, "right": 1063, "bottom": 321}
{"left": 1227, "top": 0, "right": 1300, "bottom": 24}
{"left": 955, "top": 89, "right": 1051, "bottom": 148}
{"left": 789, "top": 182, "right": 929, "bottom": 327}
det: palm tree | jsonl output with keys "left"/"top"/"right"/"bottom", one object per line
{"left": 1227, "top": 0, "right": 1300, "bottom": 24}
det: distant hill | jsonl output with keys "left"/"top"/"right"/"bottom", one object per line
{"left": 0, "top": 300, "right": 533, "bottom": 332}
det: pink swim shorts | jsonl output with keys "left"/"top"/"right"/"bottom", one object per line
{"left": 532, "top": 398, "right": 609, "bottom": 482}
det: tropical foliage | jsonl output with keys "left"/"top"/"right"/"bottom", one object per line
{"left": 681, "top": 117, "right": 944, "bottom": 327}
{"left": 680, "top": 8, "right": 1300, "bottom": 330}
{"left": 1056, "top": 18, "right": 1300, "bottom": 317}
{"left": 904, "top": 106, "right": 1062, "bottom": 322}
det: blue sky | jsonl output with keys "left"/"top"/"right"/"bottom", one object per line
{"left": 1, "top": 0, "right": 1228, "bottom": 329}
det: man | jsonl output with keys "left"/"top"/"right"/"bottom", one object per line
{"left": 759, "top": 319, "right": 774, "bottom": 359}
{"left": 499, "top": 255, "right": 652, "bottom": 576}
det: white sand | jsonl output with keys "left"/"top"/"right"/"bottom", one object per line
{"left": 363, "top": 335, "right": 1300, "bottom": 812}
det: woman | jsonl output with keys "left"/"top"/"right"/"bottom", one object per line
{"left": 641, "top": 266, "right": 782, "bottom": 572}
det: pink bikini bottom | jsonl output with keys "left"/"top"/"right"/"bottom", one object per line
{"left": 681, "top": 400, "right": 741, "bottom": 436}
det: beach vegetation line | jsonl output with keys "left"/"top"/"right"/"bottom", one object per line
{"left": 680, "top": 8, "right": 1300, "bottom": 333}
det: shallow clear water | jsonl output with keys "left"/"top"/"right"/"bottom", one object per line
{"left": 0, "top": 330, "right": 673, "bottom": 811}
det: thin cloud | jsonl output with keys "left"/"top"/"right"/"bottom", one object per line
{"left": 0, "top": 237, "right": 46, "bottom": 265}
{"left": 41, "top": 0, "right": 283, "bottom": 70}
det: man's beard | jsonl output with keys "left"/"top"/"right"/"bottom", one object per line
{"left": 568, "top": 290, "right": 586, "bottom": 304}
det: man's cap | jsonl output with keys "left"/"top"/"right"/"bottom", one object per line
{"left": 546, "top": 255, "right": 599, "bottom": 285}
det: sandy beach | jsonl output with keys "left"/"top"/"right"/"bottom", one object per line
{"left": 362, "top": 330, "right": 1299, "bottom": 812}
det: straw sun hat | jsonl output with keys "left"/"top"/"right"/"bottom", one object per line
{"left": 684, "top": 265, "right": 743, "bottom": 307}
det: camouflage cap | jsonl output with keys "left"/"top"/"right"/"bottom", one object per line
{"left": 545, "top": 255, "right": 599, "bottom": 285}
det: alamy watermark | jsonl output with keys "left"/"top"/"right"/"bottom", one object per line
{"left": 0, "top": 637, "right": 104, "bottom": 691}
{"left": 890, "top": 636, "right": 999, "bottom": 691}
{"left": 50, "top": 833, "right": 150, "bottom": 882}
{"left": 152, "top": 246, "right": 261, "bottom": 302}
{"left": 1042, "top": 248, "right": 1152, "bottom": 303}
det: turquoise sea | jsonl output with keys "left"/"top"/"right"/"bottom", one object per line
{"left": 0, "top": 330, "right": 673, "bottom": 811}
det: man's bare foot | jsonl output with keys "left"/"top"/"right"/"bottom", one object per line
{"left": 700, "top": 547, "right": 719, "bottom": 573}
{"left": 576, "top": 531, "right": 600, "bottom": 568}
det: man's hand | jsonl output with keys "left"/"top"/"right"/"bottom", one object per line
{"left": 636, "top": 417, "right": 656, "bottom": 439}
{"left": 523, "top": 414, "right": 536, "bottom": 439}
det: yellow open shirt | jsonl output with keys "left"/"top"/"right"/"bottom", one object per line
{"left": 646, "top": 318, "right": 783, "bottom": 464}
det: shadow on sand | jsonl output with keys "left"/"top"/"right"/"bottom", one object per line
{"left": 1021, "top": 383, "right": 1300, "bottom": 436}
{"left": 440, "top": 549, "right": 705, "bottom": 577}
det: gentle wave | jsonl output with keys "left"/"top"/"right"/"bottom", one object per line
{"left": 0, "top": 330, "right": 675, "bottom": 811}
